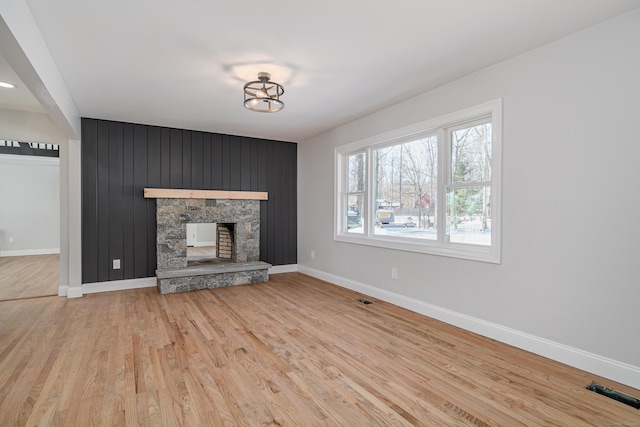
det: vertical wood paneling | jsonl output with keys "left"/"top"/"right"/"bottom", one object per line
{"left": 81, "top": 118, "right": 297, "bottom": 283}
{"left": 81, "top": 119, "right": 99, "bottom": 284}
{"left": 266, "top": 141, "right": 276, "bottom": 264}
{"left": 272, "top": 142, "right": 284, "bottom": 265}
{"left": 221, "top": 134, "right": 231, "bottom": 188}
{"left": 191, "top": 131, "right": 203, "bottom": 189}
{"left": 257, "top": 140, "right": 269, "bottom": 262}
{"left": 211, "top": 134, "right": 223, "bottom": 189}
{"left": 147, "top": 127, "right": 161, "bottom": 187}
{"left": 202, "top": 133, "right": 212, "bottom": 188}
{"left": 96, "top": 121, "right": 110, "bottom": 281}
{"left": 170, "top": 129, "right": 182, "bottom": 188}
{"left": 288, "top": 143, "right": 298, "bottom": 263}
{"left": 281, "top": 142, "right": 292, "bottom": 264}
{"left": 229, "top": 136, "right": 242, "bottom": 190}
{"left": 182, "top": 130, "right": 191, "bottom": 189}
{"left": 147, "top": 127, "right": 161, "bottom": 276}
{"left": 108, "top": 121, "right": 124, "bottom": 281}
{"left": 160, "top": 128, "right": 171, "bottom": 188}
{"left": 122, "top": 123, "right": 135, "bottom": 279}
{"left": 240, "top": 138, "right": 252, "bottom": 191}
{"left": 133, "top": 125, "right": 149, "bottom": 278}
{"left": 250, "top": 138, "right": 259, "bottom": 190}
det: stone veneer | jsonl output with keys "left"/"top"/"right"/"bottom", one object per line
{"left": 155, "top": 197, "right": 270, "bottom": 294}
{"left": 157, "top": 198, "right": 260, "bottom": 268}
{"left": 156, "top": 263, "right": 270, "bottom": 294}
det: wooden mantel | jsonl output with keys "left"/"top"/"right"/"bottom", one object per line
{"left": 144, "top": 188, "right": 268, "bottom": 200}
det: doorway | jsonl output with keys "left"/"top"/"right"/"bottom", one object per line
{"left": 0, "top": 147, "right": 60, "bottom": 301}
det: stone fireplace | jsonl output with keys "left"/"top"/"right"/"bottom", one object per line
{"left": 144, "top": 188, "right": 271, "bottom": 294}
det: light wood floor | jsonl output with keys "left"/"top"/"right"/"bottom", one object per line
{"left": 187, "top": 246, "right": 216, "bottom": 257}
{"left": 0, "top": 273, "right": 638, "bottom": 426}
{"left": 0, "top": 254, "right": 59, "bottom": 301}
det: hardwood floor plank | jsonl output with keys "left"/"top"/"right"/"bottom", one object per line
{"left": 0, "top": 255, "right": 59, "bottom": 301}
{"left": 1, "top": 272, "right": 638, "bottom": 426}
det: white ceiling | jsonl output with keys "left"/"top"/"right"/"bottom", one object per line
{"left": 3, "top": 1, "right": 639, "bottom": 142}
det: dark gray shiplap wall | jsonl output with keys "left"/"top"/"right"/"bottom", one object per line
{"left": 81, "top": 118, "right": 297, "bottom": 284}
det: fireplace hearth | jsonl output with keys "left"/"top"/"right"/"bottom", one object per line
{"left": 145, "top": 188, "right": 271, "bottom": 294}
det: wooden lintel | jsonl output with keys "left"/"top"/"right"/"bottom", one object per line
{"left": 144, "top": 188, "right": 268, "bottom": 200}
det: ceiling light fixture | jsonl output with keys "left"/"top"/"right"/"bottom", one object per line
{"left": 0, "top": 81, "right": 16, "bottom": 89}
{"left": 243, "top": 72, "right": 284, "bottom": 113}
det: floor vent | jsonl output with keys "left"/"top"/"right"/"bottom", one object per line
{"left": 586, "top": 383, "right": 640, "bottom": 409}
{"left": 359, "top": 299, "right": 373, "bottom": 305}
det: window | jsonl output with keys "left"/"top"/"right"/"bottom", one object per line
{"left": 345, "top": 151, "right": 366, "bottom": 234}
{"left": 335, "top": 100, "right": 501, "bottom": 263}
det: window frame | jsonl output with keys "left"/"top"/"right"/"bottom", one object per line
{"left": 342, "top": 150, "right": 367, "bottom": 234}
{"left": 334, "top": 99, "right": 502, "bottom": 263}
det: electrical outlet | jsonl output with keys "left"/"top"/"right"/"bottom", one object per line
{"left": 391, "top": 267, "right": 398, "bottom": 279}
{"left": 113, "top": 259, "right": 121, "bottom": 269}
{"left": 311, "top": 250, "right": 315, "bottom": 259}
{"left": 8, "top": 236, "right": 14, "bottom": 243}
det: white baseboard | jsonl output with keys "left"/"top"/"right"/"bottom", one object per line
{"left": 0, "top": 248, "right": 60, "bottom": 257}
{"left": 82, "top": 277, "right": 157, "bottom": 295}
{"left": 298, "top": 265, "right": 640, "bottom": 390}
{"left": 193, "top": 241, "right": 216, "bottom": 247}
{"left": 58, "top": 285, "right": 68, "bottom": 297}
{"left": 67, "top": 286, "right": 83, "bottom": 298}
{"left": 269, "top": 264, "right": 298, "bottom": 274}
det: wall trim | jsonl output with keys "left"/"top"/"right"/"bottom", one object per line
{"left": 298, "top": 265, "right": 640, "bottom": 390}
{"left": 0, "top": 248, "right": 60, "bottom": 257}
{"left": 82, "top": 277, "right": 157, "bottom": 295}
{"left": 269, "top": 264, "right": 298, "bottom": 274}
{"left": 67, "top": 286, "right": 83, "bottom": 298}
{"left": 193, "top": 241, "right": 216, "bottom": 247}
{"left": 57, "top": 285, "right": 68, "bottom": 297}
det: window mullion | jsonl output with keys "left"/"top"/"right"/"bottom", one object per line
{"left": 437, "top": 128, "right": 448, "bottom": 244}
{"left": 343, "top": 153, "right": 351, "bottom": 234}
{"left": 366, "top": 146, "right": 375, "bottom": 237}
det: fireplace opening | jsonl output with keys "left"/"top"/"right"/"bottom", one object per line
{"left": 216, "top": 223, "right": 235, "bottom": 261}
{"left": 186, "top": 222, "right": 237, "bottom": 266}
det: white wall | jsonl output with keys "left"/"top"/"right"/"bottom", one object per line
{"left": 0, "top": 153, "right": 59, "bottom": 255}
{"left": 0, "top": 109, "right": 66, "bottom": 257}
{"left": 196, "top": 223, "right": 217, "bottom": 246}
{"left": 0, "top": 107, "right": 67, "bottom": 145}
{"left": 298, "top": 9, "right": 640, "bottom": 386}
{"left": 186, "top": 223, "right": 217, "bottom": 247}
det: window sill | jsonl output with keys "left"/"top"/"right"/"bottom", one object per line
{"left": 334, "top": 233, "right": 501, "bottom": 264}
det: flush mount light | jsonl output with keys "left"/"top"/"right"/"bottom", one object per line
{"left": 0, "top": 81, "right": 16, "bottom": 89}
{"left": 243, "top": 72, "right": 284, "bottom": 113}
